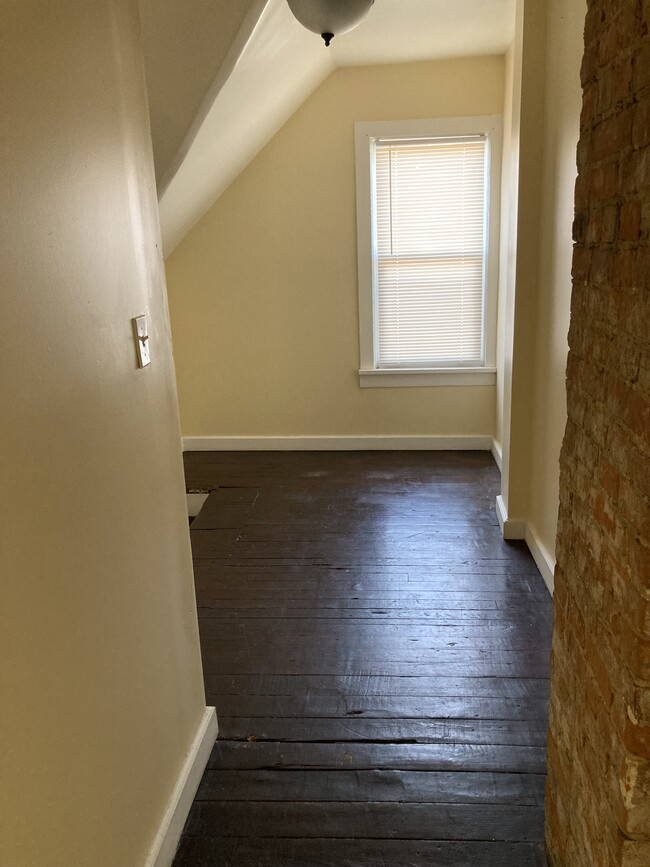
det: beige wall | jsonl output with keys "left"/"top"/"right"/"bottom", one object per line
{"left": 527, "top": 0, "right": 585, "bottom": 563}
{"left": 498, "top": 0, "right": 548, "bottom": 523}
{"left": 495, "top": 44, "right": 516, "bottom": 460}
{"left": 0, "top": 2, "right": 206, "bottom": 865}
{"left": 497, "top": 0, "right": 583, "bottom": 573}
{"left": 166, "top": 57, "right": 505, "bottom": 439}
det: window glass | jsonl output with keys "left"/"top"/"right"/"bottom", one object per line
{"left": 373, "top": 137, "right": 487, "bottom": 368}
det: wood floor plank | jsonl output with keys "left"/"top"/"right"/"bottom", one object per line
{"left": 183, "top": 801, "right": 545, "bottom": 842}
{"left": 208, "top": 693, "right": 550, "bottom": 721}
{"left": 194, "top": 575, "right": 549, "bottom": 595}
{"left": 195, "top": 769, "right": 546, "bottom": 804}
{"left": 214, "top": 716, "right": 548, "bottom": 746}
{"left": 208, "top": 741, "right": 547, "bottom": 774}
{"left": 174, "top": 837, "right": 549, "bottom": 867}
{"left": 195, "top": 589, "right": 550, "bottom": 607}
{"left": 196, "top": 602, "right": 550, "bottom": 622}
{"left": 199, "top": 619, "right": 550, "bottom": 644}
{"left": 190, "top": 529, "right": 240, "bottom": 558}
{"left": 173, "top": 452, "right": 552, "bottom": 867}
{"left": 205, "top": 673, "right": 552, "bottom": 699}
{"left": 199, "top": 649, "right": 552, "bottom": 678}
{"left": 192, "top": 566, "right": 542, "bottom": 582}
{"left": 221, "top": 541, "right": 540, "bottom": 563}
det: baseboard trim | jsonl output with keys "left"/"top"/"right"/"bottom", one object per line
{"left": 491, "top": 439, "right": 503, "bottom": 471}
{"left": 182, "top": 435, "right": 493, "bottom": 452}
{"left": 525, "top": 523, "right": 555, "bottom": 595}
{"left": 495, "top": 494, "right": 526, "bottom": 540}
{"left": 145, "top": 707, "right": 218, "bottom": 867}
{"left": 496, "top": 497, "right": 555, "bottom": 595}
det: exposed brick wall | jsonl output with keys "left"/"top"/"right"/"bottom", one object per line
{"left": 546, "top": 1, "right": 650, "bottom": 865}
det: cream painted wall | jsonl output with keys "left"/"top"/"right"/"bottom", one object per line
{"left": 0, "top": 2, "right": 207, "bottom": 865}
{"left": 166, "top": 58, "right": 504, "bottom": 439}
{"left": 495, "top": 44, "right": 516, "bottom": 459}
{"left": 527, "top": 0, "right": 585, "bottom": 561}
{"left": 498, "top": 0, "right": 548, "bottom": 524}
{"left": 496, "top": 0, "right": 583, "bottom": 578}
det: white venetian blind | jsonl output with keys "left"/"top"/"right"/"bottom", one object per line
{"left": 374, "top": 136, "right": 487, "bottom": 367}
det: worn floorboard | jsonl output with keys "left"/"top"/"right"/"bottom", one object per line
{"left": 173, "top": 451, "right": 552, "bottom": 866}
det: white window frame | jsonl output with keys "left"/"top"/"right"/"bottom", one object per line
{"left": 355, "top": 116, "right": 502, "bottom": 388}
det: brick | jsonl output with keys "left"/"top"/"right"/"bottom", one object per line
{"left": 617, "top": 755, "right": 650, "bottom": 836}
{"left": 607, "top": 422, "right": 650, "bottom": 494}
{"left": 630, "top": 538, "right": 650, "bottom": 594}
{"left": 590, "top": 247, "right": 615, "bottom": 282}
{"left": 584, "top": 80, "right": 601, "bottom": 126}
{"left": 632, "top": 96, "right": 650, "bottom": 147}
{"left": 593, "top": 106, "right": 633, "bottom": 159}
{"left": 598, "top": 61, "right": 615, "bottom": 113}
{"left": 619, "top": 836, "right": 650, "bottom": 866}
{"left": 591, "top": 203, "right": 619, "bottom": 242}
{"left": 549, "top": 0, "right": 650, "bottom": 861}
{"left": 593, "top": 160, "right": 620, "bottom": 199}
{"left": 584, "top": 2, "right": 604, "bottom": 48}
{"left": 622, "top": 712, "right": 650, "bottom": 756}
{"left": 614, "top": 55, "right": 634, "bottom": 106}
{"left": 618, "top": 477, "right": 650, "bottom": 539}
{"left": 574, "top": 209, "right": 589, "bottom": 243}
{"left": 625, "top": 586, "right": 650, "bottom": 640}
{"left": 582, "top": 36, "right": 600, "bottom": 86}
{"left": 573, "top": 245, "right": 592, "bottom": 280}
{"left": 601, "top": 457, "right": 622, "bottom": 500}
{"left": 599, "top": 19, "right": 620, "bottom": 67}
{"left": 617, "top": 283, "right": 650, "bottom": 337}
{"left": 619, "top": 200, "right": 642, "bottom": 240}
{"left": 633, "top": 43, "right": 650, "bottom": 94}
{"left": 620, "top": 386, "right": 650, "bottom": 439}
{"left": 586, "top": 633, "right": 616, "bottom": 706}
{"left": 612, "top": 248, "right": 638, "bottom": 287}
{"left": 632, "top": 684, "right": 650, "bottom": 726}
{"left": 620, "top": 149, "right": 650, "bottom": 195}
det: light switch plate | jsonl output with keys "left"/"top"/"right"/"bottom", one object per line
{"left": 132, "top": 315, "right": 151, "bottom": 367}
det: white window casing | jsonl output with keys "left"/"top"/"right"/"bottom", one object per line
{"left": 355, "top": 116, "right": 502, "bottom": 388}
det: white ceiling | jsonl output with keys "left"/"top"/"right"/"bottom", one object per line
{"left": 156, "top": 0, "right": 516, "bottom": 254}
{"left": 330, "top": 0, "right": 516, "bottom": 66}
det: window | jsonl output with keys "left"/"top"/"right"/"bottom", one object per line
{"left": 355, "top": 116, "right": 502, "bottom": 387}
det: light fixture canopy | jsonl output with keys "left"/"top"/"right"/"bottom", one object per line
{"left": 287, "top": 0, "right": 375, "bottom": 47}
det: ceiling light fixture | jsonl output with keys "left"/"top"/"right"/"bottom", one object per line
{"left": 286, "top": 0, "right": 375, "bottom": 47}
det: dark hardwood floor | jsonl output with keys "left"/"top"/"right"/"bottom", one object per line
{"left": 174, "top": 451, "right": 552, "bottom": 866}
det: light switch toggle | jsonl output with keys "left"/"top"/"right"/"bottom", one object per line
{"left": 132, "top": 315, "right": 151, "bottom": 368}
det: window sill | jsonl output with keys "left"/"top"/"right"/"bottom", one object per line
{"left": 359, "top": 368, "right": 497, "bottom": 388}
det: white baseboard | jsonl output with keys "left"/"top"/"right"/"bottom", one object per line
{"left": 495, "top": 494, "right": 526, "bottom": 540}
{"left": 496, "top": 496, "right": 554, "bottom": 595}
{"left": 145, "top": 707, "right": 218, "bottom": 867}
{"left": 525, "top": 523, "right": 555, "bottom": 595}
{"left": 182, "top": 435, "right": 493, "bottom": 452}
{"left": 491, "top": 439, "right": 502, "bottom": 471}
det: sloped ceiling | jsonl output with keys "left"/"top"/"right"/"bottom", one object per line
{"left": 138, "top": 0, "right": 259, "bottom": 184}
{"left": 140, "top": 0, "right": 515, "bottom": 255}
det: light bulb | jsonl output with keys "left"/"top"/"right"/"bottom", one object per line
{"left": 287, "top": 0, "right": 375, "bottom": 46}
